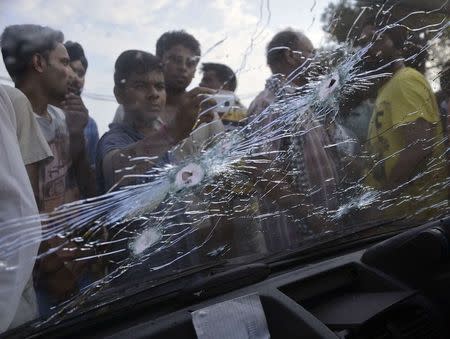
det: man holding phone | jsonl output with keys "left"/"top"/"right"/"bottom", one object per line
{"left": 200, "top": 62, "right": 247, "bottom": 131}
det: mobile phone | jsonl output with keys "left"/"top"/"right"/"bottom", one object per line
{"left": 208, "top": 90, "right": 237, "bottom": 116}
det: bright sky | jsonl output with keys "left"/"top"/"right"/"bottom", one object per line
{"left": 0, "top": 0, "right": 338, "bottom": 135}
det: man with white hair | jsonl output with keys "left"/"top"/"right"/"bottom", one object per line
{"left": 247, "top": 29, "right": 341, "bottom": 251}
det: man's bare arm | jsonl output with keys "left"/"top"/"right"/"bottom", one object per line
{"left": 62, "top": 93, "right": 96, "bottom": 197}
{"left": 102, "top": 134, "right": 174, "bottom": 191}
{"left": 101, "top": 87, "right": 218, "bottom": 191}
{"left": 387, "top": 118, "right": 436, "bottom": 187}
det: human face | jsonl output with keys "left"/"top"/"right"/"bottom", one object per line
{"left": 199, "top": 70, "right": 223, "bottom": 90}
{"left": 292, "top": 37, "right": 315, "bottom": 70}
{"left": 118, "top": 70, "right": 166, "bottom": 125}
{"left": 161, "top": 45, "right": 199, "bottom": 92}
{"left": 359, "top": 25, "right": 396, "bottom": 68}
{"left": 69, "top": 60, "right": 86, "bottom": 95}
{"left": 289, "top": 37, "right": 315, "bottom": 85}
{"left": 42, "top": 43, "right": 71, "bottom": 103}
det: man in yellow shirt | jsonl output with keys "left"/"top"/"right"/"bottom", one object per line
{"left": 360, "top": 23, "right": 448, "bottom": 224}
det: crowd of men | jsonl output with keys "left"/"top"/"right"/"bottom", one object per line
{"left": 0, "top": 17, "right": 449, "bottom": 332}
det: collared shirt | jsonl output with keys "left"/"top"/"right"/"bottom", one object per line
{"left": 249, "top": 75, "right": 340, "bottom": 212}
{"left": 246, "top": 75, "right": 341, "bottom": 251}
{"left": 247, "top": 74, "right": 286, "bottom": 119}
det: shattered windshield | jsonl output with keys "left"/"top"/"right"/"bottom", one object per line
{"left": 0, "top": 0, "right": 449, "bottom": 334}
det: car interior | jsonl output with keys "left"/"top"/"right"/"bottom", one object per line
{"left": 6, "top": 216, "right": 448, "bottom": 339}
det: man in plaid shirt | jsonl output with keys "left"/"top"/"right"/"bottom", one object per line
{"left": 248, "top": 29, "right": 340, "bottom": 248}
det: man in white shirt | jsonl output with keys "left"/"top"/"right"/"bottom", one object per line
{"left": 1, "top": 24, "right": 94, "bottom": 315}
{"left": 0, "top": 84, "right": 52, "bottom": 332}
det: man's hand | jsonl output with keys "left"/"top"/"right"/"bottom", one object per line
{"left": 35, "top": 238, "right": 79, "bottom": 303}
{"left": 170, "top": 87, "right": 216, "bottom": 141}
{"left": 61, "top": 93, "right": 95, "bottom": 195}
{"left": 61, "top": 93, "right": 89, "bottom": 136}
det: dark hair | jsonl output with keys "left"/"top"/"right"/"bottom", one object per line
{"left": 361, "top": 15, "right": 408, "bottom": 50}
{"left": 383, "top": 28, "right": 407, "bottom": 51}
{"left": 64, "top": 41, "right": 88, "bottom": 70}
{"left": 403, "top": 35, "right": 428, "bottom": 74}
{"left": 201, "top": 62, "right": 237, "bottom": 92}
{"left": 156, "top": 30, "right": 201, "bottom": 59}
{"left": 1, "top": 24, "right": 64, "bottom": 83}
{"left": 360, "top": 15, "right": 428, "bottom": 74}
{"left": 114, "top": 50, "right": 162, "bottom": 87}
{"left": 266, "top": 29, "right": 311, "bottom": 67}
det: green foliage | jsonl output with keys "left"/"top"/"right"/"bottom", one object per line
{"left": 321, "top": 0, "right": 364, "bottom": 43}
{"left": 320, "top": 0, "right": 449, "bottom": 75}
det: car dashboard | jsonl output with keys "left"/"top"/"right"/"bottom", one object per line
{"left": 8, "top": 218, "right": 450, "bottom": 339}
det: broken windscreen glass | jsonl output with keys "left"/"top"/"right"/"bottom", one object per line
{"left": 0, "top": 0, "right": 448, "bottom": 334}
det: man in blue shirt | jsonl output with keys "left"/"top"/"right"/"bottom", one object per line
{"left": 96, "top": 50, "right": 214, "bottom": 194}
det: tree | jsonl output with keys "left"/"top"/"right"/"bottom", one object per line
{"left": 320, "top": 0, "right": 449, "bottom": 85}
{"left": 321, "top": 0, "right": 366, "bottom": 44}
